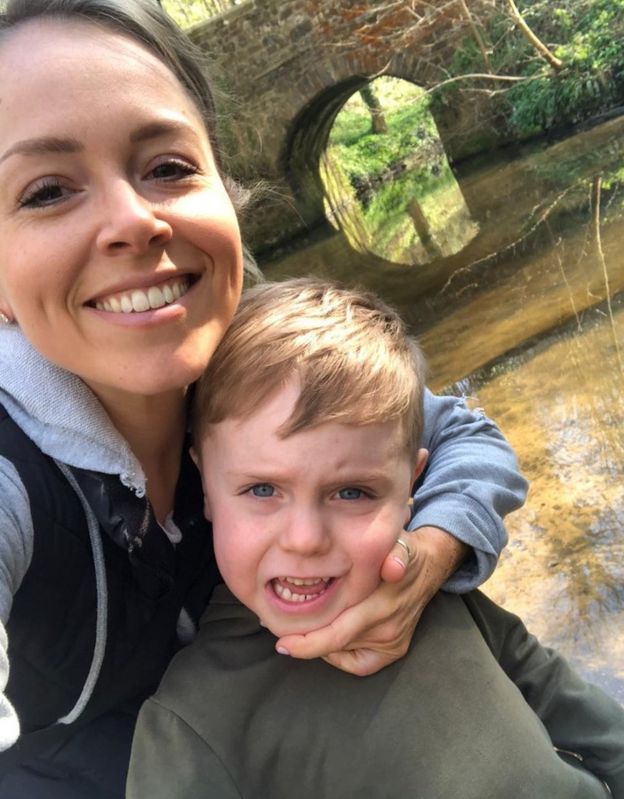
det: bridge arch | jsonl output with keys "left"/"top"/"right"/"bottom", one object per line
{"left": 283, "top": 76, "right": 369, "bottom": 228}
{"left": 282, "top": 69, "right": 451, "bottom": 232}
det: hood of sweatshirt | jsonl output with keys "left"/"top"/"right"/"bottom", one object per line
{"left": 0, "top": 325, "right": 146, "bottom": 494}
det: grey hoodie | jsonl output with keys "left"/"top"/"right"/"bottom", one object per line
{"left": 0, "top": 324, "right": 527, "bottom": 749}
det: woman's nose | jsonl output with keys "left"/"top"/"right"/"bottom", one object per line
{"left": 95, "top": 180, "right": 173, "bottom": 255}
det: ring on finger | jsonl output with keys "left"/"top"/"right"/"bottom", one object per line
{"left": 396, "top": 536, "right": 415, "bottom": 565}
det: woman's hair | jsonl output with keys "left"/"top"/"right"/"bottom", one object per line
{"left": 193, "top": 278, "right": 427, "bottom": 460}
{"left": 0, "top": 0, "right": 226, "bottom": 162}
{"left": 0, "top": 0, "right": 257, "bottom": 272}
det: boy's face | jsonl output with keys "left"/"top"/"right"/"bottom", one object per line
{"left": 196, "top": 380, "right": 426, "bottom": 637}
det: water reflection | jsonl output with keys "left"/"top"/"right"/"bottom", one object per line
{"left": 261, "top": 116, "right": 624, "bottom": 701}
{"left": 464, "top": 306, "right": 624, "bottom": 701}
{"left": 321, "top": 77, "right": 479, "bottom": 265}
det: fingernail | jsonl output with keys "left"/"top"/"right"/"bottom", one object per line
{"left": 276, "top": 646, "right": 290, "bottom": 656}
{"left": 392, "top": 557, "right": 406, "bottom": 568}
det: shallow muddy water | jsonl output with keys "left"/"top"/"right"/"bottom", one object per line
{"left": 260, "top": 116, "right": 624, "bottom": 701}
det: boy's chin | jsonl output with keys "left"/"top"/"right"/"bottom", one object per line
{"left": 259, "top": 614, "right": 326, "bottom": 640}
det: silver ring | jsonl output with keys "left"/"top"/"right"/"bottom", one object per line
{"left": 396, "top": 537, "right": 414, "bottom": 564}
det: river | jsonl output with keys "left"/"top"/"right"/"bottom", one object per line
{"left": 259, "top": 115, "right": 624, "bottom": 702}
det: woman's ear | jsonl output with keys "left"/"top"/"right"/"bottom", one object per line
{"left": 0, "top": 296, "right": 14, "bottom": 324}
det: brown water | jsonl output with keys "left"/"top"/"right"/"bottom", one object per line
{"left": 260, "top": 116, "right": 624, "bottom": 701}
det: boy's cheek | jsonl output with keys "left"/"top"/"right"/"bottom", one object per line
{"left": 363, "top": 507, "right": 409, "bottom": 556}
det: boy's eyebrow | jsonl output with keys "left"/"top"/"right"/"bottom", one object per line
{"left": 225, "top": 468, "right": 393, "bottom": 485}
{"left": 0, "top": 136, "right": 83, "bottom": 164}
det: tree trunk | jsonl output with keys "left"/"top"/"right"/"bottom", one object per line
{"left": 360, "top": 84, "right": 389, "bottom": 135}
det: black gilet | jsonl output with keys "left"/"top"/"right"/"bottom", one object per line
{"left": 0, "top": 403, "right": 219, "bottom": 759}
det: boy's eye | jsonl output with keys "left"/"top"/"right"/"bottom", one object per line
{"left": 337, "top": 487, "right": 367, "bottom": 500}
{"left": 249, "top": 484, "right": 276, "bottom": 498}
{"left": 147, "top": 158, "right": 199, "bottom": 181}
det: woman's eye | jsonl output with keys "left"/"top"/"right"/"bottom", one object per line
{"left": 19, "top": 180, "right": 68, "bottom": 209}
{"left": 337, "top": 487, "right": 367, "bottom": 501}
{"left": 249, "top": 484, "right": 276, "bottom": 498}
{"left": 148, "top": 159, "right": 199, "bottom": 181}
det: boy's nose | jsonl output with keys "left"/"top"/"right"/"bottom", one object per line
{"left": 95, "top": 180, "right": 172, "bottom": 255}
{"left": 278, "top": 507, "right": 332, "bottom": 556}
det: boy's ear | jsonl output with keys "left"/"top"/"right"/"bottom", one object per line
{"left": 202, "top": 493, "right": 213, "bottom": 522}
{"left": 413, "top": 448, "right": 428, "bottom": 483}
{"left": 189, "top": 445, "right": 213, "bottom": 521}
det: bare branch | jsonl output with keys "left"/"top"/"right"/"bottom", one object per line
{"left": 506, "top": 0, "right": 563, "bottom": 71}
{"left": 457, "top": 0, "right": 492, "bottom": 73}
{"left": 592, "top": 176, "right": 624, "bottom": 372}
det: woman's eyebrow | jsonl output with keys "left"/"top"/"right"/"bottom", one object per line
{"left": 0, "top": 122, "right": 200, "bottom": 165}
{"left": 129, "top": 120, "right": 200, "bottom": 144}
{"left": 0, "top": 136, "right": 83, "bottom": 164}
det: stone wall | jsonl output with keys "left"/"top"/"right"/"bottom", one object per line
{"left": 192, "top": 0, "right": 508, "bottom": 251}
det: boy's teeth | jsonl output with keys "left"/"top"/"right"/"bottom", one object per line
{"left": 274, "top": 584, "right": 323, "bottom": 603}
{"left": 273, "top": 577, "right": 331, "bottom": 603}
{"left": 94, "top": 278, "right": 189, "bottom": 313}
{"left": 281, "top": 577, "right": 328, "bottom": 587}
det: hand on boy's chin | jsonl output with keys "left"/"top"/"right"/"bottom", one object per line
{"left": 274, "top": 526, "right": 468, "bottom": 676}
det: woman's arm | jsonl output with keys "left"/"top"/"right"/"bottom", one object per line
{"left": 409, "top": 389, "right": 528, "bottom": 590}
{"left": 276, "top": 391, "right": 527, "bottom": 675}
{"left": 0, "top": 456, "right": 35, "bottom": 750}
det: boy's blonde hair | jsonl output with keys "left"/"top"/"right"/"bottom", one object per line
{"left": 193, "top": 278, "right": 427, "bottom": 459}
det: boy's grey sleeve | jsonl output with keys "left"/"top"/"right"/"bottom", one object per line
{"left": 407, "top": 389, "right": 528, "bottom": 591}
{"left": 127, "top": 699, "right": 242, "bottom": 799}
{"left": 466, "top": 591, "right": 624, "bottom": 798}
{"left": 0, "top": 456, "right": 35, "bottom": 750}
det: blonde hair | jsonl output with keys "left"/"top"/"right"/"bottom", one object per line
{"left": 193, "top": 278, "right": 427, "bottom": 458}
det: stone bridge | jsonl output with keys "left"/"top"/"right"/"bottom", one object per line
{"left": 193, "top": 0, "right": 501, "bottom": 251}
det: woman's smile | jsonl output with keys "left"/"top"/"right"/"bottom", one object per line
{"left": 92, "top": 275, "right": 191, "bottom": 314}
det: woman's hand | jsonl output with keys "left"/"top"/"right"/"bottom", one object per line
{"left": 275, "top": 526, "right": 469, "bottom": 676}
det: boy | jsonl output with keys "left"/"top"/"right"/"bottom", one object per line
{"left": 128, "top": 279, "right": 624, "bottom": 799}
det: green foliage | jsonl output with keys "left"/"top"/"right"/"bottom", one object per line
{"left": 512, "top": 0, "right": 624, "bottom": 131}
{"left": 440, "top": 0, "right": 624, "bottom": 137}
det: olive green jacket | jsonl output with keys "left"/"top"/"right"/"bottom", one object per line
{"left": 128, "top": 588, "right": 624, "bottom": 799}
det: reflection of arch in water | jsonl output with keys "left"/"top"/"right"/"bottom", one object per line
{"left": 284, "top": 76, "right": 479, "bottom": 266}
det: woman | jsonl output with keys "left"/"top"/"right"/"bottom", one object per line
{"left": 0, "top": 0, "right": 526, "bottom": 795}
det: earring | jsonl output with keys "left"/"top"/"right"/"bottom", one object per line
{"left": 0, "top": 312, "right": 12, "bottom": 325}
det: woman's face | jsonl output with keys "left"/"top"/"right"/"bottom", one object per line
{"left": 0, "top": 19, "right": 243, "bottom": 403}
